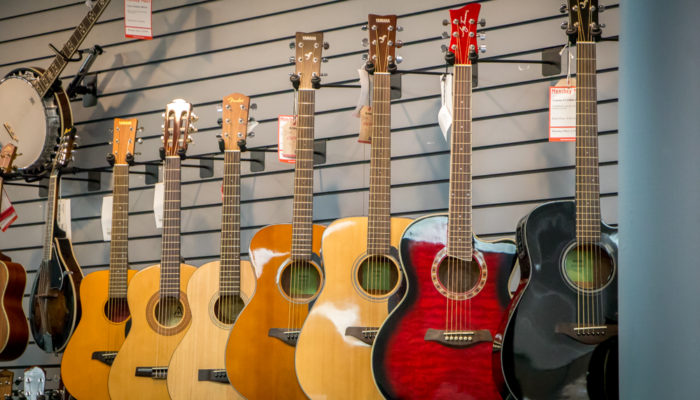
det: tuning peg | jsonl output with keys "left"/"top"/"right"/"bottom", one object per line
{"left": 361, "top": 53, "right": 368, "bottom": 61}
{"left": 289, "top": 41, "right": 295, "bottom": 49}
{"left": 108, "top": 141, "right": 112, "bottom": 145}
{"left": 320, "top": 72, "right": 328, "bottom": 77}
{"left": 137, "top": 126, "right": 144, "bottom": 133}
{"left": 598, "top": 4, "right": 606, "bottom": 12}
{"left": 395, "top": 40, "right": 403, "bottom": 48}
{"left": 479, "top": 33, "right": 486, "bottom": 40}
{"left": 442, "top": 19, "right": 450, "bottom": 26}
{"left": 160, "top": 135, "right": 164, "bottom": 141}
{"left": 559, "top": 3, "right": 568, "bottom": 13}
{"left": 395, "top": 55, "right": 403, "bottom": 64}
{"left": 322, "top": 57, "right": 329, "bottom": 63}
{"left": 397, "top": 26, "right": 403, "bottom": 32}
{"left": 362, "top": 38, "right": 369, "bottom": 47}
{"left": 216, "top": 105, "right": 222, "bottom": 113}
{"left": 189, "top": 124, "right": 198, "bottom": 132}
{"left": 561, "top": 21, "right": 569, "bottom": 30}
{"left": 361, "top": 25, "right": 368, "bottom": 31}
{"left": 191, "top": 113, "right": 199, "bottom": 122}
{"left": 248, "top": 132, "right": 255, "bottom": 138}
{"left": 442, "top": 31, "right": 449, "bottom": 39}
{"left": 217, "top": 117, "right": 223, "bottom": 126}
{"left": 250, "top": 103, "right": 257, "bottom": 110}
{"left": 136, "top": 137, "right": 143, "bottom": 144}
{"left": 479, "top": 44, "right": 487, "bottom": 53}
{"left": 479, "top": 18, "right": 486, "bottom": 27}
{"left": 289, "top": 56, "right": 296, "bottom": 63}
{"left": 441, "top": 44, "right": 448, "bottom": 53}
{"left": 107, "top": 128, "right": 113, "bottom": 134}
{"left": 161, "top": 124, "right": 165, "bottom": 129}
{"left": 186, "top": 137, "right": 194, "bottom": 144}
{"left": 323, "top": 42, "right": 330, "bottom": 50}
{"left": 599, "top": 23, "right": 606, "bottom": 28}
{"left": 161, "top": 112, "right": 166, "bottom": 118}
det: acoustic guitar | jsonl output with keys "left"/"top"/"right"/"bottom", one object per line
{"left": 225, "top": 32, "right": 326, "bottom": 400}
{"left": 494, "top": 1, "right": 619, "bottom": 399}
{"left": 0, "top": 369, "right": 13, "bottom": 398}
{"left": 0, "top": 144, "right": 29, "bottom": 361}
{"left": 0, "top": 0, "right": 111, "bottom": 174}
{"left": 28, "top": 128, "right": 83, "bottom": 354}
{"left": 371, "top": 6, "right": 518, "bottom": 399}
{"left": 108, "top": 100, "right": 197, "bottom": 400}
{"left": 60, "top": 118, "right": 139, "bottom": 399}
{"left": 294, "top": 15, "right": 412, "bottom": 400}
{"left": 167, "top": 94, "right": 256, "bottom": 400}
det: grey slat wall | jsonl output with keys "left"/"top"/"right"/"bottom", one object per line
{"left": 0, "top": 0, "right": 619, "bottom": 390}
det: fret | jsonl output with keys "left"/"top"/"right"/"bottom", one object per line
{"left": 108, "top": 164, "right": 130, "bottom": 299}
{"left": 219, "top": 150, "right": 241, "bottom": 296}
{"left": 291, "top": 89, "right": 316, "bottom": 260}
{"left": 160, "top": 156, "right": 182, "bottom": 298}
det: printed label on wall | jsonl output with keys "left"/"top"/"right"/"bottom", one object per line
{"left": 125, "top": 0, "right": 153, "bottom": 39}
{"left": 57, "top": 199, "right": 71, "bottom": 240}
{"left": 278, "top": 115, "right": 296, "bottom": 164}
{"left": 549, "top": 80, "right": 576, "bottom": 142}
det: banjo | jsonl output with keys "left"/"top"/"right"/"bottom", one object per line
{"left": 0, "top": 0, "right": 111, "bottom": 174}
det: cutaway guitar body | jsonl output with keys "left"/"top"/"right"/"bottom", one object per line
{"left": 372, "top": 215, "right": 517, "bottom": 399}
{"left": 295, "top": 216, "right": 411, "bottom": 400}
{"left": 108, "top": 263, "right": 195, "bottom": 400}
{"left": 226, "top": 223, "right": 324, "bottom": 400}
{"left": 167, "top": 260, "right": 255, "bottom": 400}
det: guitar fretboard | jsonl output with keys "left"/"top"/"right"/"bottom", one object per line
{"left": 447, "top": 65, "right": 473, "bottom": 260}
{"left": 41, "top": 172, "right": 60, "bottom": 261}
{"left": 291, "top": 89, "right": 315, "bottom": 261}
{"left": 108, "top": 164, "right": 129, "bottom": 299}
{"left": 33, "top": 0, "right": 111, "bottom": 97}
{"left": 220, "top": 150, "right": 241, "bottom": 296}
{"left": 367, "top": 73, "right": 392, "bottom": 255}
{"left": 161, "top": 156, "right": 182, "bottom": 298}
{"left": 575, "top": 41, "right": 601, "bottom": 242}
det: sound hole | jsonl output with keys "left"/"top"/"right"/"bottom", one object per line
{"left": 154, "top": 296, "right": 185, "bottom": 327}
{"left": 104, "top": 297, "right": 130, "bottom": 323}
{"left": 213, "top": 294, "right": 245, "bottom": 325}
{"left": 562, "top": 244, "right": 615, "bottom": 291}
{"left": 357, "top": 255, "right": 400, "bottom": 296}
{"left": 280, "top": 260, "right": 321, "bottom": 301}
{"left": 437, "top": 256, "right": 481, "bottom": 295}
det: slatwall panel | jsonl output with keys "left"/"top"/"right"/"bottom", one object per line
{"left": 0, "top": 0, "right": 619, "bottom": 391}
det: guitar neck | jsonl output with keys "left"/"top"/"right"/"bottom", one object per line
{"left": 448, "top": 64, "right": 473, "bottom": 259}
{"left": 161, "top": 156, "right": 182, "bottom": 298}
{"left": 109, "top": 164, "right": 129, "bottom": 299}
{"left": 575, "top": 41, "right": 601, "bottom": 242}
{"left": 367, "top": 73, "right": 392, "bottom": 255}
{"left": 291, "top": 89, "right": 315, "bottom": 261}
{"left": 41, "top": 171, "right": 60, "bottom": 261}
{"left": 220, "top": 150, "right": 241, "bottom": 296}
{"left": 33, "top": 0, "right": 111, "bottom": 97}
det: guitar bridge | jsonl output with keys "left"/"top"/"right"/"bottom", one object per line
{"left": 135, "top": 367, "right": 168, "bottom": 380}
{"left": 198, "top": 369, "right": 229, "bottom": 384}
{"left": 424, "top": 328, "right": 493, "bottom": 348}
{"left": 268, "top": 328, "right": 299, "bottom": 346}
{"left": 555, "top": 323, "right": 618, "bottom": 345}
{"left": 345, "top": 327, "right": 379, "bottom": 345}
{"left": 91, "top": 351, "right": 117, "bottom": 366}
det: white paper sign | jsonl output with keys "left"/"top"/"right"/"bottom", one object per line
{"left": 353, "top": 67, "right": 371, "bottom": 117}
{"left": 125, "top": 0, "right": 153, "bottom": 40}
{"left": 153, "top": 182, "right": 164, "bottom": 229}
{"left": 549, "top": 85, "right": 576, "bottom": 141}
{"left": 438, "top": 73, "right": 454, "bottom": 143}
{"left": 101, "top": 195, "right": 113, "bottom": 241}
{"left": 57, "top": 199, "right": 71, "bottom": 240}
{"left": 278, "top": 115, "right": 296, "bottom": 164}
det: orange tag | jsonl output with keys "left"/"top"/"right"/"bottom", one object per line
{"left": 278, "top": 115, "right": 296, "bottom": 164}
{"left": 358, "top": 105, "right": 373, "bottom": 144}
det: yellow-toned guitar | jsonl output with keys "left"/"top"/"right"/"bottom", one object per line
{"left": 108, "top": 100, "right": 197, "bottom": 400}
{"left": 60, "top": 118, "right": 139, "bottom": 399}
{"left": 295, "top": 15, "right": 411, "bottom": 400}
{"left": 167, "top": 94, "right": 256, "bottom": 400}
{"left": 225, "top": 32, "right": 326, "bottom": 400}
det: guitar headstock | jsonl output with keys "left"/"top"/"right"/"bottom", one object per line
{"left": 565, "top": 0, "right": 603, "bottom": 43}
{"left": 53, "top": 127, "right": 77, "bottom": 169}
{"left": 162, "top": 99, "right": 196, "bottom": 157}
{"left": 367, "top": 15, "right": 399, "bottom": 73}
{"left": 23, "top": 366, "right": 45, "bottom": 400}
{"left": 0, "top": 144, "right": 17, "bottom": 174}
{"left": 112, "top": 118, "right": 138, "bottom": 165}
{"left": 447, "top": 4, "right": 482, "bottom": 65}
{"left": 221, "top": 93, "right": 251, "bottom": 151}
{"left": 293, "top": 32, "right": 325, "bottom": 90}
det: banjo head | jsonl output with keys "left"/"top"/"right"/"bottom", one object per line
{"left": 0, "top": 71, "right": 62, "bottom": 173}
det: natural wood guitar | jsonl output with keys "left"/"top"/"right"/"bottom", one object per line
{"left": 167, "top": 94, "right": 256, "bottom": 400}
{"left": 61, "top": 118, "right": 139, "bottom": 399}
{"left": 371, "top": 6, "right": 519, "bottom": 399}
{"left": 108, "top": 100, "right": 198, "bottom": 400}
{"left": 294, "top": 15, "right": 411, "bottom": 400}
{"left": 225, "top": 32, "right": 327, "bottom": 400}
{"left": 0, "top": 144, "right": 29, "bottom": 361}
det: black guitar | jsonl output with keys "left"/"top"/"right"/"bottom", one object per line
{"left": 493, "top": 1, "right": 618, "bottom": 399}
{"left": 28, "top": 128, "right": 83, "bottom": 353}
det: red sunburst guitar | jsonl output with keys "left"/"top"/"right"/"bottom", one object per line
{"left": 108, "top": 100, "right": 197, "bottom": 400}
{"left": 167, "top": 94, "right": 256, "bottom": 400}
{"left": 295, "top": 15, "right": 412, "bottom": 400}
{"left": 61, "top": 118, "right": 139, "bottom": 399}
{"left": 225, "top": 32, "right": 327, "bottom": 400}
{"left": 371, "top": 5, "right": 518, "bottom": 399}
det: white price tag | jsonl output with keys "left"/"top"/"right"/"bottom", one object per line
{"left": 101, "top": 195, "right": 113, "bottom": 241}
{"left": 438, "top": 73, "right": 454, "bottom": 143}
{"left": 278, "top": 115, "right": 296, "bottom": 164}
{"left": 125, "top": 0, "right": 153, "bottom": 40}
{"left": 57, "top": 199, "right": 72, "bottom": 240}
{"left": 549, "top": 83, "right": 576, "bottom": 142}
{"left": 353, "top": 67, "right": 371, "bottom": 117}
{"left": 153, "top": 182, "right": 164, "bottom": 229}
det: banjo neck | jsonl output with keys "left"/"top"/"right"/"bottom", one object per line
{"left": 33, "top": 0, "right": 111, "bottom": 97}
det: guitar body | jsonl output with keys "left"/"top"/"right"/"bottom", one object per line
{"left": 372, "top": 214, "right": 517, "bottom": 400}
{"left": 60, "top": 269, "right": 137, "bottom": 400}
{"left": 29, "top": 235, "right": 83, "bottom": 353}
{"left": 295, "top": 216, "right": 412, "bottom": 400}
{"left": 226, "top": 223, "right": 324, "bottom": 400}
{"left": 108, "top": 263, "right": 196, "bottom": 400}
{"left": 495, "top": 200, "right": 619, "bottom": 400}
{"left": 0, "top": 256, "right": 28, "bottom": 360}
{"left": 167, "top": 259, "right": 255, "bottom": 400}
